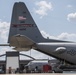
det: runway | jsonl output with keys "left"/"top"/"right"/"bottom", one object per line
{"left": 1, "top": 73, "right": 76, "bottom": 75}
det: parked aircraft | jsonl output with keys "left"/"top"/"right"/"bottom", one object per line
{"left": 1, "top": 2, "right": 76, "bottom": 65}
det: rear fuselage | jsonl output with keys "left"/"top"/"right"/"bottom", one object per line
{"left": 35, "top": 43, "right": 76, "bottom": 64}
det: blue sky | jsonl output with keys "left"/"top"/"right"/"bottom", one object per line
{"left": 0, "top": 0, "right": 76, "bottom": 59}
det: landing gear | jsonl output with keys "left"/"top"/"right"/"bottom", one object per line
{"left": 54, "top": 68, "right": 63, "bottom": 73}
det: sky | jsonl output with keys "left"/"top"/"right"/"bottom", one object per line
{"left": 0, "top": 0, "right": 76, "bottom": 60}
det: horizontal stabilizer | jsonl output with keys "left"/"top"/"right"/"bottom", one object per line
{"left": 54, "top": 47, "right": 66, "bottom": 54}
{"left": 13, "top": 47, "right": 31, "bottom": 51}
{"left": 10, "top": 34, "right": 35, "bottom": 48}
{"left": 0, "top": 44, "right": 9, "bottom": 46}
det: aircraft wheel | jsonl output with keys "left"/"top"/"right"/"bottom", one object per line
{"left": 54, "top": 68, "right": 63, "bottom": 73}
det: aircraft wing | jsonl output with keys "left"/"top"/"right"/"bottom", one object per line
{"left": 54, "top": 47, "right": 66, "bottom": 54}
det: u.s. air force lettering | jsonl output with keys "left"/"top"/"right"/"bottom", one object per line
{"left": 67, "top": 49, "right": 76, "bottom": 56}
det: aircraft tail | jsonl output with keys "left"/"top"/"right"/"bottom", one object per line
{"left": 8, "top": 2, "right": 44, "bottom": 44}
{"left": 8, "top": 2, "right": 69, "bottom": 47}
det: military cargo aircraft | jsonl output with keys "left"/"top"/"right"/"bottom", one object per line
{"left": 1, "top": 2, "right": 76, "bottom": 65}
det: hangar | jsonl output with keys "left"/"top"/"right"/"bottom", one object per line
{"left": 0, "top": 51, "right": 35, "bottom": 73}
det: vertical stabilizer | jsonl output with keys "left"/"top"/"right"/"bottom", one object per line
{"left": 8, "top": 2, "right": 44, "bottom": 43}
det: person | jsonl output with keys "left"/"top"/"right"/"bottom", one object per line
{"left": 26, "top": 66, "right": 30, "bottom": 73}
{"left": 34, "top": 66, "right": 39, "bottom": 73}
{"left": 15, "top": 68, "right": 20, "bottom": 73}
{"left": 8, "top": 67, "right": 12, "bottom": 74}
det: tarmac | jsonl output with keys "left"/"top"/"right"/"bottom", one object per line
{"left": 1, "top": 73, "right": 76, "bottom": 75}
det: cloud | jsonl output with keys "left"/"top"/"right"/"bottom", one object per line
{"left": 58, "top": 33, "right": 76, "bottom": 41}
{"left": 0, "top": 21, "right": 10, "bottom": 43}
{"left": 0, "top": 47, "right": 14, "bottom": 55}
{"left": 41, "top": 30, "right": 76, "bottom": 41}
{"left": 67, "top": 12, "right": 76, "bottom": 22}
{"left": 67, "top": 5, "right": 72, "bottom": 8}
{"left": 35, "top": 0, "right": 53, "bottom": 18}
{"left": 0, "top": 47, "right": 16, "bottom": 60}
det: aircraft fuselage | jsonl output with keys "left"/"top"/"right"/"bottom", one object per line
{"left": 35, "top": 43, "right": 76, "bottom": 64}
